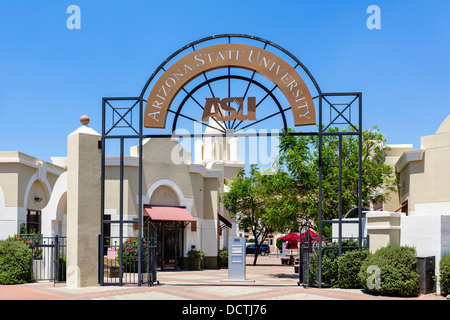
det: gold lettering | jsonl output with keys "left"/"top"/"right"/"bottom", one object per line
{"left": 236, "top": 49, "right": 244, "bottom": 60}
{"left": 201, "top": 98, "right": 221, "bottom": 121}
{"left": 144, "top": 43, "right": 315, "bottom": 129}
{"left": 160, "top": 85, "right": 169, "bottom": 97}
{"left": 225, "top": 49, "right": 235, "bottom": 60}
{"left": 195, "top": 53, "right": 204, "bottom": 66}
{"left": 259, "top": 56, "right": 271, "bottom": 69}
{"left": 275, "top": 64, "right": 286, "bottom": 76}
{"left": 216, "top": 50, "right": 225, "bottom": 61}
{"left": 244, "top": 97, "right": 257, "bottom": 121}
{"left": 298, "top": 108, "right": 310, "bottom": 119}
{"left": 281, "top": 72, "right": 291, "bottom": 84}
{"left": 147, "top": 111, "right": 160, "bottom": 121}
{"left": 205, "top": 52, "right": 214, "bottom": 63}
{"left": 295, "top": 96, "right": 306, "bottom": 103}
{"left": 184, "top": 64, "right": 193, "bottom": 74}
{"left": 297, "top": 104, "right": 310, "bottom": 119}
{"left": 287, "top": 80, "right": 297, "bottom": 92}
{"left": 166, "top": 77, "right": 176, "bottom": 87}
{"left": 152, "top": 100, "right": 163, "bottom": 109}
{"left": 218, "top": 97, "right": 238, "bottom": 121}
{"left": 293, "top": 88, "right": 303, "bottom": 99}
{"left": 172, "top": 68, "right": 184, "bottom": 81}
{"left": 248, "top": 49, "right": 260, "bottom": 63}
{"left": 268, "top": 61, "right": 276, "bottom": 71}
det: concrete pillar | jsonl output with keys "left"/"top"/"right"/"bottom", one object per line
{"left": 194, "top": 140, "right": 203, "bottom": 164}
{"left": 230, "top": 138, "right": 239, "bottom": 162}
{"left": 366, "top": 211, "right": 401, "bottom": 253}
{"left": 66, "top": 116, "right": 101, "bottom": 288}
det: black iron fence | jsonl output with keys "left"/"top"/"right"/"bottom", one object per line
{"left": 102, "top": 235, "right": 157, "bottom": 286}
{"left": 18, "top": 234, "right": 66, "bottom": 283}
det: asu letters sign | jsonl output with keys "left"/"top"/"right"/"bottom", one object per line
{"left": 202, "top": 97, "right": 256, "bottom": 122}
{"left": 144, "top": 43, "right": 316, "bottom": 129}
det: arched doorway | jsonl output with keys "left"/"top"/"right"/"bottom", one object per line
{"left": 147, "top": 185, "right": 186, "bottom": 270}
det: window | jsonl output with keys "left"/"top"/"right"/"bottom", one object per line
{"left": 26, "top": 210, "right": 41, "bottom": 234}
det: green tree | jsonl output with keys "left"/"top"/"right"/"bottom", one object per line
{"left": 278, "top": 126, "right": 396, "bottom": 236}
{"left": 222, "top": 165, "right": 302, "bottom": 265}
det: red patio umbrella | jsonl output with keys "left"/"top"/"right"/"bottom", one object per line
{"left": 278, "top": 232, "right": 300, "bottom": 249}
{"left": 300, "top": 230, "right": 321, "bottom": 242}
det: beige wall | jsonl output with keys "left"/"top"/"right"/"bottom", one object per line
{"left": 0, "top": 152, "right": 64, "bottom": 208}
{"left": 383, "top": 145, "right": 412, "bottom": 212}
{"left": 150, "top": 186, "right": 178, "bottom": 206}
{"left": 0, "top": 152, "right": 65, "bottom": 237}
{"left": 396, "top": 115, "right": 450, "bottom": 213}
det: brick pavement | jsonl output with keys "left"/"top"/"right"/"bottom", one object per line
{"left": 0, "top": 255, "right": 446, "bottom": 301}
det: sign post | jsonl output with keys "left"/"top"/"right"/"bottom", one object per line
{"left": 228, "top": 237, "right": 246, "bottom": 281}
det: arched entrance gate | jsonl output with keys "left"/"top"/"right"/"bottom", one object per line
{"left": 100, "top": 34, "right": 364, "bottom": 287}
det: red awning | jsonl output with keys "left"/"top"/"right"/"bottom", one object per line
{"left": 144, "top": 205, "right": 196, "bottom": 222}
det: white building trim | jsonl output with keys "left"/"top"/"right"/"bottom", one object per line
{"left": 141, "top": 178, "right": 194, "bottom": 212}
{"left": 395, "top": 149, "right": 424, "bottom": 173}
{"left": 41, "top": 172, "right": 67, "bottom": 237}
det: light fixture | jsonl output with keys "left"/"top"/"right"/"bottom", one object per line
{"left": 34, "top": 196, "right": 43, "bottom": 202}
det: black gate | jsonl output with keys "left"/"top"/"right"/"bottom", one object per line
{"left": 101, "top": 221, "right": 157, "bottom": 286}
{"left": 19, "top": 234, "right": 67, "bottom": 283}
{"left": 145, "top": 220, "right": 158, "bottom": 286}
{"left": 100, "top": 34, "right": 364, "bottom": 287}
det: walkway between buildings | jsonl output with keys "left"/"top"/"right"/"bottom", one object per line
{"left": 0, "top": 255, "right": 445, "bottom": 301}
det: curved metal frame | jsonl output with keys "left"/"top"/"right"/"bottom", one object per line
{"left": 171, "top": 74, "right": 288, "bottom": 134}
{"left": 139, "top": 34, "right": 322, "bottom": 100}
{"left": 100, "top": 34, "right": 364, "bottom": 289}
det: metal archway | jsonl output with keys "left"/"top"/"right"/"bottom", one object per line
{"left": 100, "top": 34, "right": 364, "bottom": 288}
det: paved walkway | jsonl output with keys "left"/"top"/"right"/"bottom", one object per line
{"left": 0, "top": 255, "right": 446, "bottom": 301}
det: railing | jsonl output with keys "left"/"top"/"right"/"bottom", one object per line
{"left": 18, "top": 234, "right": 66, "bottom": 283}
{"left": 102, "top": 235, "right": 157, "bottom": 286}
{"left": 300, "top": 236, "right": 369, "bottom": 288}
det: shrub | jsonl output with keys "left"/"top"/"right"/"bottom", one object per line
{"left": 218, "top": 249, "right": 228, "bottom": 268}
{"left": 439, "top": 254, "right": 450, "bottom": 296}
{"left": 358, "top": 245, "right": 420, "bottom": 297}
{"left": 0, "top": 239, "right": 32, "bottom": 284}
{"left": 337, "top": 249, "right": 369, "bottom": 288}
{"left": 186, "top": 249, "right": 205, "bottom": 270}
{"left": 119, "top": 238, "right": 148, "bottom": 271}
{"left": 308, "top": 240, "right": 363, "bottom": 288}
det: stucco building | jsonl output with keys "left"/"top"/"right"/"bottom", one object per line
{"left": 0, "top": 119, "right": 244, "bottom": 270}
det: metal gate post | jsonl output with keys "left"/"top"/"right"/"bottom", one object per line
{"left": 317, "top": 94, "right": 323, "bottom": 288}
{"left": 358, "top": 94, "right": 363, "bottom": 251}
{"left": 53, "top": 235, "right": 59, "bottom": 285}
{"left": 119, "top": 137, "right": 124, "bottom": 286}
{"left": 100, "top": 98, "right": 106, "bottom": 286}
{"left": 138, "top": 98, "right": 143, "bottom": 286}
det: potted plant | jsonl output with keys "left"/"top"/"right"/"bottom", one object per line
{"left": 186, "top": 249, "right": 205, "bottom": 270}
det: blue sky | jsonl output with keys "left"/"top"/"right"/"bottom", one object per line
{"left": 1, "top": 1, "right": 449, "bottom": 164}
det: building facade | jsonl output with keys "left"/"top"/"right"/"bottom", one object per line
{"left": 0, "top": 119, "right": 244, "bottom": 270}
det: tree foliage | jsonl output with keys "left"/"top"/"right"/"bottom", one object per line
{"left": 278, "top": 126, "right": 396, "bottom": 235}
{"left": 222, "top": 165, "right": 301, "bottom": 265}
{"left": 222, "top": 126, "right": 396, "bottom": 264}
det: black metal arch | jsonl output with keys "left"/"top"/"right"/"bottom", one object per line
{"left": 100, "top": 34, "right": 365, "bottom": 289}
{"left": 138, "top": 34, "right": 322, "bottom": 101}
{"left": 171, "top": 74, "right": 289, "bottom": 134}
